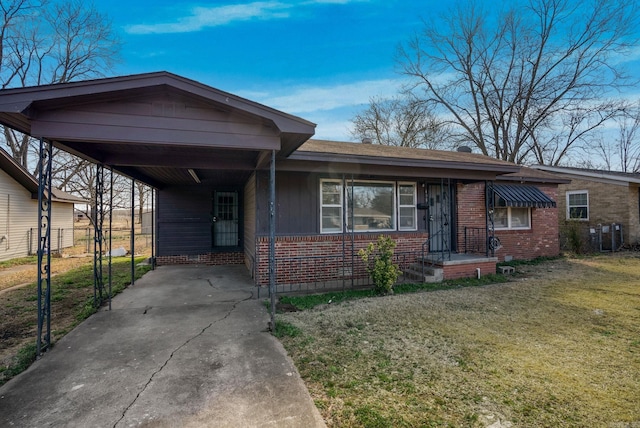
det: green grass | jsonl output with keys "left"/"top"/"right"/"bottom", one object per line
{"left": 276, "top": 254, "right": 640, "bottom": 427}
{"left": 0, "top": 256, "right": 38, "bottom": 269}
{"left": 279, "top": 273, "right": 510, "bottom": 311}
{"left": 0, "top": 257, "right": 152, "bottom": 386}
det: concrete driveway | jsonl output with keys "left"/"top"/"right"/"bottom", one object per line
{"left": 0, "top": 265, "right": 326, "bottom": 427}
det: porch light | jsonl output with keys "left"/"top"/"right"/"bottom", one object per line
{"left": 188, "top": 168, "right": 201, "bottom": 184}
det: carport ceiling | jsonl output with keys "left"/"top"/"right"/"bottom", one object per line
{"left": 0, "top": 72, "right": 316, "bottom": 188}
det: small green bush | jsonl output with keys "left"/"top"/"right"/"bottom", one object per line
{"left": 562, "top": 220, "right": 585, "bottom": 254}
{"left": 358, "top": 235, "right": 400, "bottom": 295}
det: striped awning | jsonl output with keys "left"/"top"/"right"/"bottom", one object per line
{"left": 493, "top": 184, "right": 556, "bottom": 208}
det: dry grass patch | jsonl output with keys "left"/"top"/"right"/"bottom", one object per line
{"left": 277, "top": 254, "right": 640, "bottom": 427}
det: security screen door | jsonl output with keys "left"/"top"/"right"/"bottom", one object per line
{"left": 427, "top": 184, "right": 451, "bottom": 252}
{"left": 212, "top": 191, "right": 238, "bottom": 247}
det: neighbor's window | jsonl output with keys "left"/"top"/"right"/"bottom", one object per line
{"left": 494, "top": 207, "right": 531, "bottom": 230}
{"left": 320, "top": 179, "right": 417, "bottom": 233}
{"left": 320, "top": 180, "right": 343, "bottom": 233}
{"left": 567, "top": 190, "right": 589, "bottom": 220}
{"left": 398, "top": 183, "right": 417, "bottom": 230}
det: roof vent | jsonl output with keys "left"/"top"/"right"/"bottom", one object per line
{"left": 362, "top": 137, "right": 372, "bottom": 144}
{"left": 457, "top": 146, "right": 472, "bottom": 153}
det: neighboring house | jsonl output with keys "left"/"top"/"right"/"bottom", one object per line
{"left": 532, "top": 166, "right": 640, "bottom": 249}
{"left": 0, "top": 72, "right": 565, "bottom": 287}
{"left": 0, "top": 148, "right": 85, "bottom": 262}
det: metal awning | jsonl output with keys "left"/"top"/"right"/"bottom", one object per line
{"left": 493, "top": 184, "right": 556, "bottom": 208}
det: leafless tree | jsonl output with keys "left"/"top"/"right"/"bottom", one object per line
{"left": 350, "top": 95, "right": 452, "bottom": 149}
{"left": 0, "top": 0, "right": 120, "bottom": 170}
{"left": 399, "top": 0, "right": 638, "bottom": 165}
{"left": 616, "top": 102, "right": 640, "bottom": 173}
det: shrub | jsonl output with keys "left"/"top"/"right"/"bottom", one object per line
{"left": 358, "top": 235, "right": 400, "bottom": 295}
{"left": 562, "top": 220, "right": 585, "bottom": 254}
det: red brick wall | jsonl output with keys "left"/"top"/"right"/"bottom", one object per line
{"left": 156, "top": 252, "right": 244, "bottom": 266}
{"left": 255, "top": 232, "right": 428, "bottom": 286}
{"left": 456, "top": 182, "right": 560, "bottom": 261}
{"left": 443, "top": 261, "right": 497, "bottom": 280}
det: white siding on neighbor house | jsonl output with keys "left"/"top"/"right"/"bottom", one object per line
{"left": 0, "top": 168, "right": 75, "bottom": 262}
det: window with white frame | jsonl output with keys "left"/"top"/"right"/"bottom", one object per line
{"left": 494, "top": 207, "right": 531, "bottom": 230}
{"left": 320, "top": 179, "right": 417, "bottom": 233}
{"left": 320, "top": 180, "right": 343, "bottom": 233}
{"left": 398, "top": 183, "right": 417, "bottom": 230}
{"left": 566, "top": 190, "right": 589, "bottom": 220}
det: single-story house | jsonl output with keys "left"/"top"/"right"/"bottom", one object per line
{"left": 0, "top": 147, "right": 85, "bottom": 262}
{"left": 532, "top": 165, "right": 640, "bottom": 249}
{"left": 0, "top": 72, "right": 565, "bottom": 287}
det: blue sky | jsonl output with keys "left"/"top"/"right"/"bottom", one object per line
{"left": 98, "top": 0, "right": 433, "bottom": 141}
{"left": 98, "top": 0, "right": 640, "bottom": 144}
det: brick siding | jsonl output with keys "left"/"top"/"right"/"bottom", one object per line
{"left": 156, "top": 252, "right": 244, "bottom": 266}
{"left": 456, "top": 182, "right": 560, "bottom": 261}
{"left": 255, "top": 232, "right": 428, "bottom": 286}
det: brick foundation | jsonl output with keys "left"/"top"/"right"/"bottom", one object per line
{"left": 442, "top": 261, "right": 497, "bottom": 280}
{"left": 156, "top": 252, "right": 244, "bottom": 266}
{"left": 255, "top": 232, "right": 428, "bottom": 286}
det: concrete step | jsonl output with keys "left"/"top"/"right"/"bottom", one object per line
{"left": 402, "top": 264, "right": 443, "bottom": 283}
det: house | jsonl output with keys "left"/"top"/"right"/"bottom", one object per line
{"left": 0, "top": 72, "right": 565, "bottom": 288}
{"left": 532, "top": 165, "right": 640, "bottom": 250}
{"left": 0, "top": 148, "right": 85, "bottom": 262}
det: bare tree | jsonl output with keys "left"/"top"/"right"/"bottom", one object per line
{"left": 399, "top": 0, "right": 638, "bottom": 165}
{"left": 350, "top": 95, "right": 451, "bottom": 149}
{"left": 616, "top": 102, "right": 640, "bottom": 173}
{"left": 0, "top": 0, "right": 120, "bottom": 170}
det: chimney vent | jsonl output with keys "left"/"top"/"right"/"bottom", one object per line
{"left": 457, "top": 146, "right": 472, "bottom": 153}
{"left": 362, "top": 137, "right": 372, "bottom": 144}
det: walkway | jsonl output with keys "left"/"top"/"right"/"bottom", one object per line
{"left": 0, "top": 265, "right": 325, "bottom": 427}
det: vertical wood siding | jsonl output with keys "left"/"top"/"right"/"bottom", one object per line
{"left": 157, "top": 185, "right": 212, "bottom": 256}
{"left": 0, "top": 168, "right": 75, "bottom": 262}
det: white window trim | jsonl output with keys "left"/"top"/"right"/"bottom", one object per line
{"left": 397, "top": 182, "right": 418, "bottom": 231}
{"left": 347, "top": 179, "right": 397, "bottom": 232}
{"left": 320, "top": 178, "right": 419, "bottom": 233}
{"left": 566, "top": 190, "right": 589, "bottom": 221}
{"left": 494, "top": 206, "right": 532, "bottom": 230}
{"left": 320, "top": 179, "right": 343, "bottom": 234}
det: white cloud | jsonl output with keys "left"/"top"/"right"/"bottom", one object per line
{"left": 124, "top": 0, "right": 368, "bottom": 35}
{"left": 247, "top": 78, "right": 405, "bottom": 114}
{"left": 125, "top": 2, "right": 290, "bottom": 35}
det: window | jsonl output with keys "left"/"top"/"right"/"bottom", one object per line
{"left": 494, "top": 207, "right": 531, "bottom": 230}
{"left": 398, "top": 183, "right": 417, "bottom": 230}
{"left": 347, "top": 181, "right": 395, "bottom": 231}
{"left": 567, "top": 191, "right": 588, "bottom": 220}
{"left": 320, "top": 180, "right": 343, "bottom": 233}
{"left": 320, "top": 179, "right": 417, "bottom": 233}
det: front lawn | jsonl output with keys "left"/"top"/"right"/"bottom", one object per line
{"left": 277, "top": 254, "right": 640, "bottom": 427}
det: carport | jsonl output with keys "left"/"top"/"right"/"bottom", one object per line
{"left": 0, "top": 72, "right": 316, "bottom": 352}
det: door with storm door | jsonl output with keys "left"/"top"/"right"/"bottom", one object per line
{"left": 427, "top": 184, "right": 452, "bottom": 253}
{"left": 212, "top": 191, "right": 239, "bottom": 247}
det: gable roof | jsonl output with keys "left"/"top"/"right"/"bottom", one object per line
{"left": 0, "top": 72, "right": 316, "bottom": 188}
{"left": 291, "top": 139, "right": 520, "bottom": 173}
{"left": 0, "top": 147, "right": 86, "bottom": 203}
{"left": 531, "top": 165, "right": 640, "bottom": 185}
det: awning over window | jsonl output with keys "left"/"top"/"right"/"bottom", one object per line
{"left": 493, "top": 184, "right": 556, "bottom": 208}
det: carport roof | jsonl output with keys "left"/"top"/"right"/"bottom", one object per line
{"left": 0, "top": 72, "right": 316, "bottom": 188}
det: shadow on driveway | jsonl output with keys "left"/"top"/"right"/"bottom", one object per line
{"left": 0, "top": 265, "right": 326, "bottom": 427}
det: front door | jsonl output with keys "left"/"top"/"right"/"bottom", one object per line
{"left": 212, "top": 191, "right": 239, "bottom": 247}
{"left": 427, "top": 184, "right": 451, "bottom": 253}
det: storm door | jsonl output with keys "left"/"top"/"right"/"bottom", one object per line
{"left": 212, "top": 191, "right": 239, "bottom": 247}
{"left": 427, "top": 184, "right": 452, "bottom": 253}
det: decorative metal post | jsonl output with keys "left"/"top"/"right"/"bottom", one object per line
{"left": 269, "top": 150, "right": 276, "bottom": 330}
{"left": 151, "top": 188, "right": 155, "bottom": 269}
{"left": 93, "top": 164, "right": 104, "bottom": 307}
{"left": 485, "top": 181, "right": 496, "bottom": 257}
{"left": 131, "top": 179, "right": 135, "bottom": 286}
{"left": 108, "top": 169, "right": 113, "bottom": 310}
{"left": 36, "top": 137, "right": 53, "bottom": 355}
